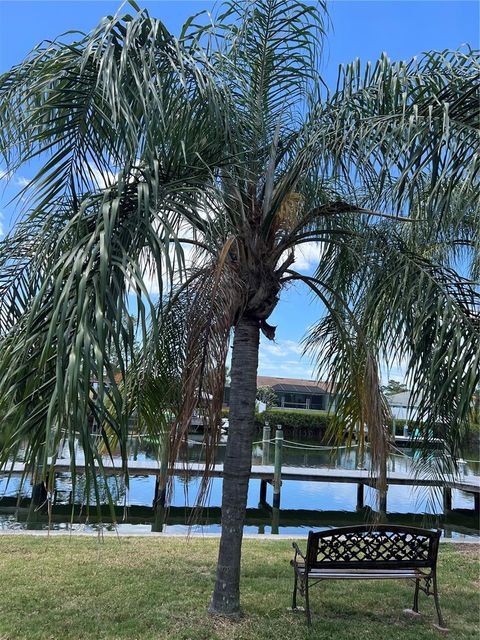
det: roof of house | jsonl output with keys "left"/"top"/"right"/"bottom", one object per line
{"left": 256, "top": 376, "right": 332, "bottom": 394}
{"left": 387, "top": 391, "right": 417, "bottom": 407}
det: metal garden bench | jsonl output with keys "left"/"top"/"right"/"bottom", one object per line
{"left": 291, "top": 524, "right": 446, "bottom": 629}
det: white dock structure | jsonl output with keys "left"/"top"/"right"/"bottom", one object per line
{"left": 5, "top": 458, "right": 479, "bottom": 514}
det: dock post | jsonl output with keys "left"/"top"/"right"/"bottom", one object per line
{"left": 272, "top": 425, "right": 283, "bottom": 509}
{"left": 153, "top": 441, "right": 169, "bottom": 508}
{"left": 271, "top": 507, "right": 280, "bottom": 535}
{"left": 152, "top": 442, "right": 169, "bottom": 532}
{"left": 152, "top": 502, "right": 166, "bottom": 533}
{"left": 259, "top": 479, "right": 267, "bottom": 505}
{"left": 262, "top": 421, "right": 271, "bottom": 465}
{"left": 378, "top": 454, "right": 388, "bottom": 517}
{"left": 31, "top": 481, "right": 47, "bottom": 507}
{"left": 443, "top": 487, "right": 452, "bottom": 513}
{"left": 474, "top": 493, "right": 479, "bottom": 515}
{"left": 356, "top": 483, "right": 364, "bottom": 511}
{"left": 26, "top": 464, "right": 46, "bottom": 529}
{"left": 379, "top": 491, "right": 387, "bottom": 515}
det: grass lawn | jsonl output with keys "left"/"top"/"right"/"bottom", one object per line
{"left": 0, "top": 536, "right": 478, "bottom": 640}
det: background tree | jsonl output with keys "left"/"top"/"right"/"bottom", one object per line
{"left": 0, "top": 0, "right": 479, "bottom": 620}
{"left": 256, "top": 386, "right": 278, "bottom": 409}
{"left": 381, "top": 380, "right": 409, "bottom": 396}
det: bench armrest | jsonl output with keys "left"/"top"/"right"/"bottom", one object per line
{"left": 292, "top": 542, "right": 306, "bottom": 563}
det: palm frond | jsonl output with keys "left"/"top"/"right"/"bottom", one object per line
{"left": 312, "top": 48, "right": 480, "bottom": 226}
{"left": 0, "top": 6, "right": 237, "bottom": 510}
{"left": 116, "top": 254, "right": 243, "bottom": 510}
{"left": 305, "top": 221, "right": 479, "bottom": 497}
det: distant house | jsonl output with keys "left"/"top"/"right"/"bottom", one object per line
{"left": 224, "top": 376, "right": 336, "bottom": 411}
{"left": 387, "top": 391, "right": 419, "bottom": 421}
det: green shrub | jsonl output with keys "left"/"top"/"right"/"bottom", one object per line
{"left": 257, "top": 408, "right": 331, "bottom": 430}
{"left": 222, "top": 407, "right": 480, "bottom": 443}
{"left": 222, "top": 406, "right": 330, "bottom": 435}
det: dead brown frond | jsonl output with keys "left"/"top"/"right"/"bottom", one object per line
{"left": 168, "top": 246, "right": 244, "bottom": 517}
{"left": 362, "top": 352, "right": 391, "bottom": 503}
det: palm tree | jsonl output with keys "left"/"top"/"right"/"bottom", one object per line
{"left": 0, "top": 0, "right": 479, "bottom": 618}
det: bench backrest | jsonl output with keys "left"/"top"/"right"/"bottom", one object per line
{"left": 306, "top": 525, "right": 441, "bottom": 570}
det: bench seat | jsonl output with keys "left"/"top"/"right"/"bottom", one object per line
{"left": 293, "top": 565, "right": 430, "bottom": 580}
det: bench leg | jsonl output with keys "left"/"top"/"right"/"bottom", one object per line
{"left": 413, "top": 579, "right": 420, "bottom": 613}
{"left": 292, "top": 571, "right": 298, "bottom": 609}
{"left": 432, "top": 572, "right": 446, "bottom": 629}
{"left": 305, "top": 579, "right": 312, "bottom": 625}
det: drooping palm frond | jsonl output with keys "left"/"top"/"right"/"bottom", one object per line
{"left": 113, "top": 248, "right": 243, "bottom": 510}
{"left": 0, "top": 6, "right": 229, "bottom": 213}
{"left": 184, "top": 0, "right": 329, "bottom": 239}
{"left": 195, "top": 0, "right": 327, "bottom": 140}
{"left": 264, "top": 45, "right": 480, "bottom": 495}
{"left": 0, "top": 6, "right": 236, "bottom": 511}
{"left": 303, "top": 219, "right": 479, "bottom": 499}
{"left": 311, "top": 47, "right": 480, "bottom": 226}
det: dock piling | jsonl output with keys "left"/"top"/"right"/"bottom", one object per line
{"left": 262, "top": 422, "right": 271, "bottom": 465}
{"left": 379, "top": 491, "right": 387, "bottom": 515}
{"left": 356, "top": 483, "right": 364, "bottom": 511}
{"left": 153, "top": 441, "right": 169, "bottom": 508}
{"left": 272, "top": 425, "right": 283, "bottom": 509}
{"left": 271, "top": 507, "right": 280, "bottom": 535}
{"left": 443, "top": 488, "right": 452, "bottom": 513}
{"left": 259, "top": 479, "right": 267, "bottom": 505}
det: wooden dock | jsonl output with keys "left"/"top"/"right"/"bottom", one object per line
{"left": 4, "top": 458, "right": 479, "bottom": 515}
{"left": 5, "top": 459, "right": 479, "bottom": 490}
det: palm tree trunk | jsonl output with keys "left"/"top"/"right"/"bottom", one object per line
{"left": 209, "top": 316, "right": 259, "bottom": 617}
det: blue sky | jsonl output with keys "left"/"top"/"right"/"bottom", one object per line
{"left": 0, "top": 0, "right": 479, "bottom": 381}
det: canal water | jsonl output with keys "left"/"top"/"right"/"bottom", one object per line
{"left": 0, "top": 436, "right": 478, "bottom": 538}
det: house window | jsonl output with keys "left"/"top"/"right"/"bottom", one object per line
{"left": 310, "top": 395, "right": 325, "bottom": 410}
{"left": 283, "top": 393, "right": 309, "bottom": 409}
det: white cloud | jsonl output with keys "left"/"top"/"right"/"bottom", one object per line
{"left": 141, "top": 268, "right": 163, "bottom": 296}
{"left": 280, "top": 242, "right": 324, "bottom": 273}
{"left": 261, "top": 343, "right": 283, "bottom": 356}
{"left": 292, "top": 242, "right": 322, "bottom": 271}
{"left": 88, "top": 167, "right": 117, "bottom": 189}
{"left": 261, "top": 339, "right": 303, "bottom": 358}
{"left": 258, "top": 338, "right": 316, "bottom": 380}
{"left": 380, "top": 363, "right": 408, "bottom": 385}
{"left": 282, "top": 339, "right": 303, "bottom": 354}
{"left": 0, "top": 212, "right": 4, "bottom": 237}
{"left": 136, "top": 227, "right": 206, "bottom": 297}
{"left": 0, "top": 165, "right": 31, "bottom": 187}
